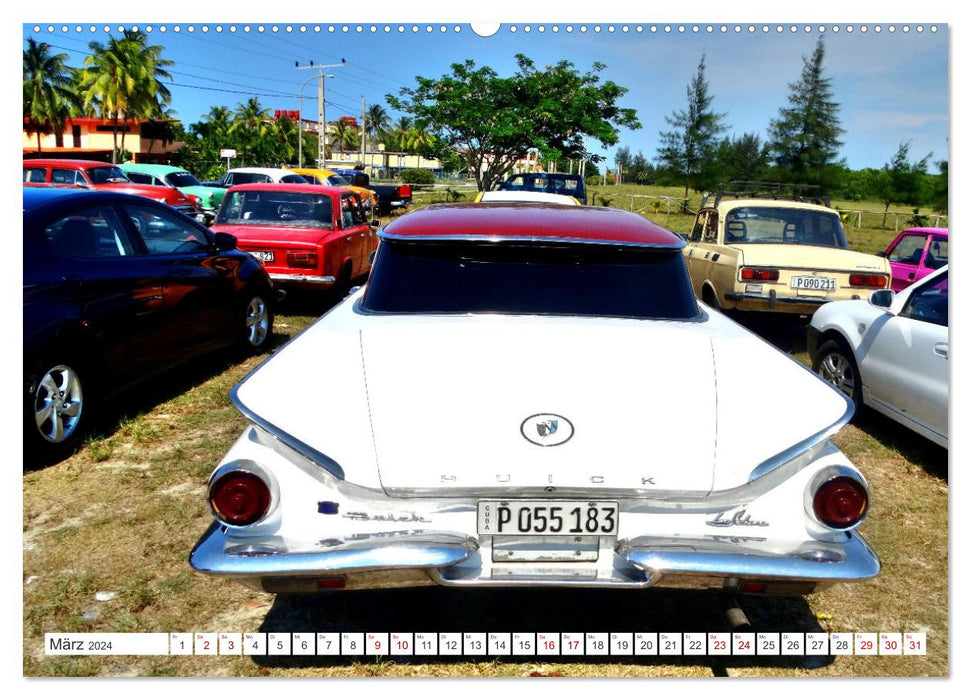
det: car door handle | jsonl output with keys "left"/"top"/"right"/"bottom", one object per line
{"left": 934, "top": 343, "right": 949, "bottom": 359}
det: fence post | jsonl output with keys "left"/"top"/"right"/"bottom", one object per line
{"left": 857, "top": 211, "right": 862, "bottom": 229}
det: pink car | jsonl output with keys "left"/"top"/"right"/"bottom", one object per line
{"left": 881, "top": 227, "right": 948, "bottom": 291}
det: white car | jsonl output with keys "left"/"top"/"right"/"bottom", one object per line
{"left": 191, "top": 203, "right": 879, "bottom": 599}
{"left": 475, "top": 190, "right": 581, "bottom": 205}
{"left": 808, "top": 265, "right": 949, "bottom": 448}
{"left": 213, "top": 167, "right": 308, "bottom": 187}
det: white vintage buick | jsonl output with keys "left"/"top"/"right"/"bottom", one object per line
{"left": 190, "top": 203, "right": 879, "bottom": 597}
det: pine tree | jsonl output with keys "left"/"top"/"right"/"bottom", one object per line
{"left": 767, "top": 37, "right": 844, "bottom": 189}
{"left": 656, "top": 54, "right": 728, "bottom": 207}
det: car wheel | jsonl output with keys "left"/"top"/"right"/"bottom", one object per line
{"left": 333, "top": 262, "right": 353, "bottom": 301}
{"left": 813, "top": 339, "right": 863, "bottom": 410}
{"left": 25, "top": 360, "right": 87, "bottom": 457}
{"left": 242, "top": 293, "right": 273, "bottom": 351}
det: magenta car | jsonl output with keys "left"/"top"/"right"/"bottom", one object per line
{"left": 880, "top": 227, "right": 948, "bottom": 291}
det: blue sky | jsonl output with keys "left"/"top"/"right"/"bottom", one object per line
{"left": 21, "top": 17, "right": 948, "bottom": 172}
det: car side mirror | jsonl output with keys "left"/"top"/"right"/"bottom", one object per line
{"left": 869, "top": 289, "right": 895, "bottom": 309}
{"left": 370, "top": 220, "right": 380, "bottom": 228}
{"left": 213, "top": 231, "right": 237, "bottom": 252}
{"left": 876, "top": 251, "right": 887, "bottom": 257}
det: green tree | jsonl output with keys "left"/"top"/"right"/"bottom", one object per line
{"left": 79, "top": 30, "right": 173, "bottom": 162}
{"left": 365, "top": 103, "right": 390, "bottom": 138}
{"left": 767, "top": 37, "right": 844, "bottom": 189}
{"left": 23, "top": 38, "right": 80, "bottom": 152}
{"left": 875, "top": 141, "right": 931, "bottom": 228}
{"left": 614, "top": 146, "right": 632, "bottom": 185}
{"left": 656, "top": 54, "right": 728, "bottom": 206}
{"left": 230, "top": 97, "right": 272, "bottom": 164}
{"left": 929, "top": 160, "right": 948, "bottom": 214}
{"left": 388, "top": 54, "right": 640, "bottom": 190}
{"left": 715, "top": 132, "right": 769, "bottom": 185}
{"left": 331, "top": 120, "right": 360, "bottom": 155}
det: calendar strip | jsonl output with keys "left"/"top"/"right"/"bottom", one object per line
{"left": 45, "top": 632, "right": 927, "bottom": 656}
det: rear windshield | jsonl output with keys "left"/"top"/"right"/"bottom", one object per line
{"left": 167, "top": 171, "right": 202, "bottom": 187}
{"left": 215, "top": 191, "right": 334, "bottom": 228}
{"left": 362, "top": 241, "right": 699, "bottom": 320}
{"left": 725, "top": 206, "right": 848, "bottom": 248}
{"left": 87, "top": 166, "right": 130, "bottom": 184}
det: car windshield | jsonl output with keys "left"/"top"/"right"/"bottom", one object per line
{"left": 725, "top": 206, "right": 848, "bottom": 248}
{"left": 229, "top": 173, "right": 271, "bottom": 185}
{"left": 362, "top": 241, "right": 700, "bottom": 320}
{"left": 215, "top": 191, "right": 334, "bottom": 228}
{"left": 167, "top": 172, "right": 202, "bottom": 187}
{"left": 325, "top": 175, "right": 350, "bottom": 186}
{"left": 87, "top": 166, "right": 131, "bottom": 185}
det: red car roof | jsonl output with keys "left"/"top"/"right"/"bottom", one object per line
{"left": 225, "top": 183, "right": 348, "bottom": 197}
{"left": 381, "top": 202, "right": 683, "bottom": 248}
{"left": 23, "top": 158, "right": 120, "bottom": 168}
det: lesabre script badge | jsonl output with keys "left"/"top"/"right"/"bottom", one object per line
{"left": 521, "top": 413, "right": 574, "bottom": 447}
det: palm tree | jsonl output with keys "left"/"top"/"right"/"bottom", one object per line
{"left": 331, "top": 120, "right": 360, "bottom": 155}
{"left": 365, "top": 103, "right": 390, "bottom": 138}
{"left": 23, "top": 38, "right": 80, "bottom": 152}
{"left": 231, "top": 97, "right": 271, "bottom": 164}
{"left": 270, "top": 117, "right": 298, "bottom": 164}
{"left": 79, "top": 30, "right": 173, "bottom": 162}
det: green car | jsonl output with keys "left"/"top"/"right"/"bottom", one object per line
{"left": 118, "top": 163, "right": 226, "bottom": 223}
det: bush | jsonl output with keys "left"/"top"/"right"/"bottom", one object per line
{"left": 399, "top": 168, "right": 436, "bottom": 185}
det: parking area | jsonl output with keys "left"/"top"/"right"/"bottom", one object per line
{"left": 22, "top": 297, "right": 948, "bottom": 677}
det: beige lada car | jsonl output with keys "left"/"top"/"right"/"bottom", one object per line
{"left": 684, "top": 196, "right": 891, "bottom": 315}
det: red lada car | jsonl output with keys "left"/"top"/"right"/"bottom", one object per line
{"left": 209, "top": 184, "right": 379, "bottom": 297}
{"left": 23, "top": 159, "right": 198, "bottom": 217}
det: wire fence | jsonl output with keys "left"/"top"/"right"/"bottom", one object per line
{"left": 837, "top": 210, "right": 948, "bottom": 230}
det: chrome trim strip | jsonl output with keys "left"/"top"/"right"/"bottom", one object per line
{"left": 230, "top": 384, "right": 346, "bottom": 480}
{"left": 378, "top": 231, "right": 686, "bottom": 251}
{"left": 622, "top": 532, "right": 880, "bottom": 582}
{"left": 189, "top": 524, "right": 478, "bottom": 577}
{"left": 269, "top": 273, "right": 336, "bottom": 285}
{"left": 725, "top": 292, "right": 830, "bottom": 305}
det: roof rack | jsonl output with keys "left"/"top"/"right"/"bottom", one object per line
{"left": 702, "top": 181, "right": 831, "bottom": 208}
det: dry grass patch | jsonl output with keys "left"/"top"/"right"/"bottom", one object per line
{"left": 23, "top": 301, "right": 948, "bottom": 678}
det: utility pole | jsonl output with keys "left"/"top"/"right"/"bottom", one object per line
{"left": 296, "top": 59, "right": 344, "bottom": 167}
{"left": 361, "top": 95, "right": 366, "bottom": 165}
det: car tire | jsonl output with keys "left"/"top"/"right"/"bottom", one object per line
{"left": 333, "top": 262, "right": 353, "bottom": 301}
{"left": 241, "top": 293, "right": 273, "bottom": 352}
{"left": 813, "top": 339, "right": 863, "bottom": 412}
{"left": 24, "top": 359, "right": 88, "bottom": 459}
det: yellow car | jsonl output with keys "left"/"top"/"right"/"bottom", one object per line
{"left": 684, "top": 196, "right": 891, "bottom": 315}
{"left": 289, "top": 168, "right": 378, "bottom": 210}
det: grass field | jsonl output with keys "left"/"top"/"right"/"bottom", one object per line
{"left": 411, "top": 182, "right": 947, "bottom": 256}
{"left": 22, "top": 276, "right": 949, "bottom": 677}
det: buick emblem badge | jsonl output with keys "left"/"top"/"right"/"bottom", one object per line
{"left": 521, "top": 413, "right": 574, "bottom": 447}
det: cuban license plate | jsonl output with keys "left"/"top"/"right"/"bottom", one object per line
{"left": 251, "top": 250, "right": 274, "bottom": 263}
{"left": 791, "top": 275, "right": 836, "bottom": 291}
{"left": 477, "top": 500, "right": 619, "bottom": 536}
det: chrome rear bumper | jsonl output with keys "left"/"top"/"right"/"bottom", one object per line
{"left": 190, "top": 524, "right": 879, "bottom": 594}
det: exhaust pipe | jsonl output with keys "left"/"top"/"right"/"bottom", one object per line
{"left": 724, "top": 595, "right": 752, "bottom": 632}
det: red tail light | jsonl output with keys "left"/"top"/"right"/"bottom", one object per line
{"left": 850, "top": 273, "right": 888, "bottom": 288}
{"left": 398, "top": 185, "right": 412, "bottom": 198}
{"left": 209, "top": 471, "right": 271, "bottom": 526}
{"left": 740, "top": 267, "right": 780, "bottom": 281}
{"left": 286, "top": 250, "right": 318, "bottom": 269}
{"left": 813, "top": 476, "right": 868, "bottom": 529}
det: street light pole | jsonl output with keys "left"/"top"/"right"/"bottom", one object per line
{"left": 296, "top": 73, "right": 318, "bottom": 168}
{"left": 296, "top": 59, "right": 345, "bottom": 168}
